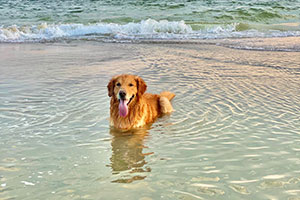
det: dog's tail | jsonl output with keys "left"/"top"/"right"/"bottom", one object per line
{"left": 160, "top": 91, "right": 175, "bottom": 101}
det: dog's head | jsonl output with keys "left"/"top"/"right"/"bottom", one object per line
{"left": 107, "top": 74, "right": 147, "bottom": 117}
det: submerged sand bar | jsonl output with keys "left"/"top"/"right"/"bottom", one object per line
{"left": 0, "top": 37, "right": 300, "bottom": 199}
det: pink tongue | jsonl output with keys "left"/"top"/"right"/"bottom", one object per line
{"left": 119, "top": 99, "right": 128, "bottom": 117}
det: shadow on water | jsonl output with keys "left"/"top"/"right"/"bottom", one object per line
{"left": 109, "top": 126, "right": 153, "bottom": 183}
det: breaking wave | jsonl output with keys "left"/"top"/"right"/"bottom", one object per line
{"left": 1, "top": 19, "right": 300, "bottom": 43}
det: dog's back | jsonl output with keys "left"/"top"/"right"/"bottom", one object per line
{"left": 159, "top": 91, "right": 175, "bottom": 114}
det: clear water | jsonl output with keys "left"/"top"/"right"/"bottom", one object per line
{"left": 1, "top": 0, "right": 300, "bottom": 42}
{"left": 0, "top": 41, "right": 299, "bottom": 199}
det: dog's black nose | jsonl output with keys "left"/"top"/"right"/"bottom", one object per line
{"left": 119, "top": 90, "right": 126, "bottom": 99}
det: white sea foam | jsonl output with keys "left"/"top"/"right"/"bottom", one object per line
{"left": 0, "top": 19, "right": 193, "bottom": 42}
{"left": 0, "top": 19, "right": 300, "bottom": 42}
{"left": 21, "top": 181, "right": 35, "bottom": 186}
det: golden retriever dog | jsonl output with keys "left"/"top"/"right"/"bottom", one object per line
{"left": 107, "top": 74, "right": 175, "bottom": 130}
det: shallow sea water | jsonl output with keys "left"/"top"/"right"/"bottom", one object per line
{"left": 0, "top": 40, "right": 300, "bottom": 200}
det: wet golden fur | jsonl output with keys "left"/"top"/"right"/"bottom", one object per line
{"left": 107, "top": 74, "right": 175, "bottom": 130}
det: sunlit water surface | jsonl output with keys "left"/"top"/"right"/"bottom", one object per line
{"left": 0, "top": 41, "right": 300, "bottom": 200}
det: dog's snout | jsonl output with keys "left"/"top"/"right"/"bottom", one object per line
{"left": 119, "top": 90, "right": 126, "bottom": 99}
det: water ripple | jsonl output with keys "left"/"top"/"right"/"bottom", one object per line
{"left": 0, "top": 42, "right": 299, "bottom": 199}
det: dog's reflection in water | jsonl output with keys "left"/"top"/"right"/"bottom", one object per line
{"left": 109, "top": 126, "right": 153, "bottom": 183}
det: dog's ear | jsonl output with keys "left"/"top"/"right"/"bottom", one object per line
{"left": 107, "top": 77, "right": 116, "bottom": 97}
{"left": 136, "top": 76, "right": 147, "bottom": 97}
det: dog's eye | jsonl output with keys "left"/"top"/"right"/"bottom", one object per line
{"left": 129, "top": 83, "right": 134, "bottom": 87}
{"left": 116, "top": 83, "right": 121, "bottom": 87}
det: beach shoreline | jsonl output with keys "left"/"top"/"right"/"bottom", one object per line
{"left": 1, "top": 36, "right": 300, "bottom": 87}
{"left": 2, "top": 35, "right": 300, "bottom": 50}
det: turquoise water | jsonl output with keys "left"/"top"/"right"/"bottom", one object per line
{"left": 1, "top": 0, "right": 299, "bottom": 25}
{"left": 1, "top": 0, "right": 300, "bottom": 42}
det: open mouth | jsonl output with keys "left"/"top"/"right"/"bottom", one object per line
{"left": 118, "top": 94, "right": 134, "bottom": 105}
{"left": 127, "top": 95, "right": 135, "bottom": 105}
{"left": 118, "top": 95, "right": 135, "bottom": 117}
